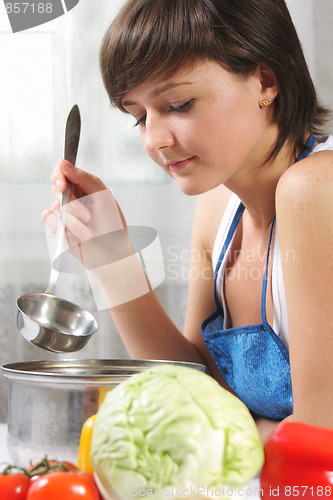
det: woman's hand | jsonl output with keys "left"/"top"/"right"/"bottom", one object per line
{"left": 42, "top": 160, "right": 153, "bottom": 312}
{"left": 42, "top": 159, "right": 112, "bottom": 242}
{"left": 42, "top": 160, "right": 130, "bottom": 270}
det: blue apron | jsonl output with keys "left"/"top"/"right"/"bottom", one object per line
{"left": 201, "top": 135, "right": 316, "bottom": 420}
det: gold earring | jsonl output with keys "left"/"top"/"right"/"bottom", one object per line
{"left": 262, "top": 96, "right": 274, "bottom": 107}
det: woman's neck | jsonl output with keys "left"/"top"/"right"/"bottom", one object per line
{"left": 225, "top": 138, "right": 296, "bottom": 229}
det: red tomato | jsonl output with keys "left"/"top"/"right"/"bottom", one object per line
{"left": 82, "top": 472, "right": 105, "bottom": 500}
{"left": 0, "top": 473, "right": 30, "bottom": 500}
{"left": 26, "top": 472, "right": 100, "bottom": 500}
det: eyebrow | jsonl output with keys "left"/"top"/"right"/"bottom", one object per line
{"left": 122, "top": 81, "right": 194, "bottom": 107}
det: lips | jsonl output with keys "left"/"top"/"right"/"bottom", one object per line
{"left": 166, "top": 156, "right": 195, "bottom": 172}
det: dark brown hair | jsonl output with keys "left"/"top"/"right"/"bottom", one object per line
{"left": 100, "top": 0, "right": 329, "bottom": 158}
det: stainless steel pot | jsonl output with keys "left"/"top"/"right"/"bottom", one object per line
{"left": 2, "top": 359, "right": 205, "bottom": 466}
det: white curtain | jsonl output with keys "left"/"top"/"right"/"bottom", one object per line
{"left": 0, "top": 0, "right": 195, "bottom": 423}
{"left": 0, "top": 0, "right": 332, "bottom": 422}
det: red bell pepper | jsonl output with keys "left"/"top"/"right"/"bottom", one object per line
{"left": 260, "top": 421, "right": 333, "bottom": 499}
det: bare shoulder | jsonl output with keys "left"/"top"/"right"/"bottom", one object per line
{"left": 192, "top": 184, "right": 233, "bottom": 252}
{"left": 276, "top": 150, "right": 333, "bottom": 211}
{"left": 275, "top": 149, "right": 333, "bottom": 282}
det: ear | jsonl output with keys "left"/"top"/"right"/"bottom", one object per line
{"left": 256, "top": 64, "right": 278, "bottom": 106}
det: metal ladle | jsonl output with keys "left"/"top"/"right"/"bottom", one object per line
{"left": 17, "top": 105, "right": 98, "bottom": 353}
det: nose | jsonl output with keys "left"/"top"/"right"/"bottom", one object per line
{"left": 143, "top": 114, "right": 175, "bottom": 154}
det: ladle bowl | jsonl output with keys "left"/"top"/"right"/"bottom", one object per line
{"left": 17, "top": 293, "right": 98, "bottom": 353}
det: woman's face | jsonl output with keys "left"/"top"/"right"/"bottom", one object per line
{"left": 122, "top": 60, "right": 277, "bottom": 195}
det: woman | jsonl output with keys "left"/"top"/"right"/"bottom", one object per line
{"left": 43, "top": 0, "right": 333, "bottom": 442}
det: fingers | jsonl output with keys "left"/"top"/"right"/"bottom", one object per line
{"left": 41, "top": 208, "right": 58, "bottom": 234}
{"left": 54, "top": 160, "right": 107, "bottom": 197}
{"left": 42, "top": 208, "right": 88, "bottom": 259}
{"left": 42, "top": 203, "right": 93, "bottom": 242}
{"left": 50, "top": 185, "right": 92, "bottom": 225}
{"left": 45, "top": 161, "right": 126, "bottom": 260}
{"left": 50, "top": 161, "right": 68, "bottom": 194}
{"left": 65, "top": 210, "right": 93, "bottom": 242}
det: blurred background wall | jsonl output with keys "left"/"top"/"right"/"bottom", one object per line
{"left": 0, "top": 0, "right": 332, "bottom": 422}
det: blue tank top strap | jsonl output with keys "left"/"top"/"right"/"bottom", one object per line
{"left": 213, "top": 133, "right": 316, "bottom": 316}
{"left": 297, "top": 134, "right": 316, "bottom": 161}
{"left": 213, "top": 202, "right": 245, "bottom": 311}
{"left": 260, "top": 133, "right": 316, "bottom": 324}
{"left": 260, "top": 213, "right": 276, "bottom": 325}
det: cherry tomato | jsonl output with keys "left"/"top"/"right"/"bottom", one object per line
{"left": 26, "top": 471, "right": 100, "bottom": 500}
{"left": 0, "top": 473, "right": 30, "bottom": 500}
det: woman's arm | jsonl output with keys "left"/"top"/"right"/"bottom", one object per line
{"left": 43, "top": 161, "right": 203, "bottom": 362}
{"left": 42, "top": 161, "right": 230, "bottom": 373}
{"left": 276, "top": 150, "right": 333, "bottom": 428}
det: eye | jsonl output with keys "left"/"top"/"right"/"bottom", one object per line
{"left": 133, "top": 99, "right": 194, "bottom": 127}
{"left": 134, "top": 115, "right": 146, "bottom": 128}
{"left": 169, "top": 99, "right": 194, "bottom": 113}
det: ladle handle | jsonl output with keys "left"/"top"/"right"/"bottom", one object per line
{"left": 45, "top": 182, "right": 72, "bottom": 295}
{"left": 46, "top": 105, "right": 81, "bottom": 295}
